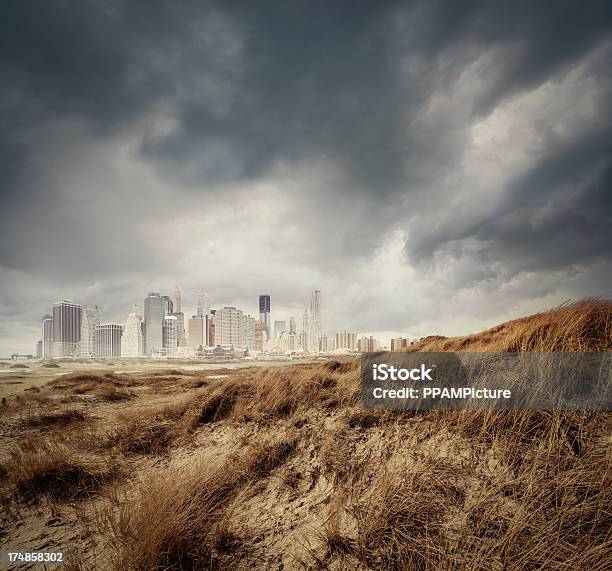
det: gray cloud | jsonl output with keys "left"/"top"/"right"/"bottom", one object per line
{"left": 1, "top": 0, "right": 611, "bottom": 353}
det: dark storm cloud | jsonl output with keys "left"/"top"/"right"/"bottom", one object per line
{"left": 1, "top": 0, "right": 612, "bottom": 352}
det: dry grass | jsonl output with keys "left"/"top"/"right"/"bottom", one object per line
{"left": 21, "top": 408, "right": 88, "bottom": 428}
{"left": 100, "top": 435, "right": 297, "bottom": 570}
{"left": 0, "top": 439, "right": 121, "bottom": 501}
{"left": 408, "top": 298, "right": 611, "bottom": 352}
{"left": 1, "top": 298, "right": 610, "bottom": 569}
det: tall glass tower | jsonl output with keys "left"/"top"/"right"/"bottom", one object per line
{"left": 310, "top": 290, "right": 321, "bottom": 353}
{"left": 144, "top": 292, "right": 164, "bottom": 356}
{"left": 52, "top": 300, "right": 82, "bottom": 357}
{"left": 258, "top": 294, "right": 271, "bottom": 341}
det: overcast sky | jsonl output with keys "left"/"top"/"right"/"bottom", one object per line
{"left": 1, "top": 1, "right": 611, "bottom": 354}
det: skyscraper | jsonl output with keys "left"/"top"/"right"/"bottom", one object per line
{"left": 122, "top": 306, "right": 144, "bottom": 357}
{"left": 173, "top": 285, "right": 186, "bottom": 347}
{"left": 196, "top": 293, "right": 210, "bottom": 317}
{"left": 80, "top": 305, "right": 99, "bottom": 357}
{"left": 173, "top": 285, "right": 182, "bottom": 313}
{"left": 144, "top": 293, "right": 164, "bottom": 356}
{"left": 310, "top": 290, "right": 321, "bottom": 353}
{"left": 94, "top": 324, "right": 123, "bottom": 358}
{"left": 42, "top": 314, "right": 53, "bottom": 358}
{"left": 52, "top": 300, "right": 82, "bottom": 357}
{"left": 301, "top": 309, "right": 310, "bottom": 352}
{"left": 258, "top": 294, "right": 271, "bottom": 341}
{"left": 335, "top": 331, "right": 356, "bottom": 351}
{"left": 161, "top": 295, "right": 174, "bottom": 315}
{"left": 244, "top": 315, "right": 256, "bottom": 351}
{"left": 289, "top": 316, "right": 296, "bottom": 335}
{"left": 163, "top": 315, "right": 178, "bottom": 357}
{"left": 254, "top": 319, "right": 264, "bottom": 351}
{"left": 187, "top": 316, "right": 205, "bottom": 349}
{"left": 215, "top": 306, "right": 245, "bottom": 348}
{"left": 273, "top": 320, "right": 286, "bottom": 339}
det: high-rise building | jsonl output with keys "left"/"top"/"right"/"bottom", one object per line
{"left": 187, "top": 316, "right": 205, "bottom": 349}
{"left": 215, "top": 306, "right": 245, "bottom": 348}
{"left": 161, "top": 295, "right": 174, "bottom": 315}
{"left": 310, "top": 290, "right": 321, "bottom": 353}
{"left": 196, "top": 293, "right": 210, "bottom": 317}
{"left": 144, "top": 293, "right": 164, "bottom": 356}
{"left": 244, "top": 315, "right": 256, "bottom": 351}
{"left": 36, "top": 340, "right": 42, "bottom": 358}
{"left": 320, "top": 335, "right": 334, "bottom": 352}
{"left": 301, "top": 309, "right": 310, "bottom": 351}
{"left": 122, "top": 307, "right": 144, "bottom": 357}
{"left": 52, "top": 300, "right": 82, "bottom": 357}
{"left": 207, "top": 311, "right": 215, "bottom": 347}
{"left": 94, "top": 324, "right": 123, "bottom": 358}
{"left": 173, "top": 285, "right": 182, "bottom": 313}
{"left": 391, "top": 337, "right": 409, "bottom": 351}
{"left": 358, "top": 336, "right": 380, "bottom": 352}
{"left": 273, "top": 320, "right": 286, "bottom": 339}
{"left": 42, "top": 314, "right": 53, "bottom": 358}
{"left": 80, "top": 305, "right": 99, "bottom": 357}
{"left": 289, "top": 316, "right": 296, "bottom": 334}
{"left": 163, "top": 315, "right": 178, "bottom": 357}
{"left": 254, "top": 319, "right": 265, "bottom": 351}
{"left": 173, "top": 311, "right": 186, "bottom": 347}
{"left": 335, "top": 331, "right": 356, "bottom": 351}
{"left": 173, "top": 285, "right": 186, "bottom": 347}
{"left": 258, "top": 294, "right": 271, "bottom": 341}
{"left": 285, "top": 331, "right": 298, "bottom": 352}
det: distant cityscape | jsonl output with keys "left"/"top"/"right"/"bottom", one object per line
{"left": 16, "top": 288, "right": 411, "bottom": 361}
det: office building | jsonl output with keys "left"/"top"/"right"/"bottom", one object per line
{"left": 289, "top": 316, "right": 296, "bottom": 334}
{"left": 335, "top": 331, "right": 356, "bottom": 351}
{"left": 255, "top": 319, "right": 265, "bottom": 351}
{"left": 391, "top": 337, "right": 409, "bottom": 351}
{"left": 52, "top": 300, "right": 82, "bottom": 357}
{"left": 310, "top": 290, "right": 321, "bottom": 353}
{"left": 215, "top": 306, "right": 245, "bottom": 348}
{"left": 207, "top": 311, "right": 215, "bottom": 347}
{"left": 273, "top": 320, "right": 286, "bottom": 339}
{"left": 258, "top": 294, "right": 271, "bottom": 341}
{"left": 196, "top": 293, "right": 210, "bottom": 317}
{"left": 172, "top": 284, "right": 186, "bottom": 347}
{"left": 173, "top": 285, "right": 182, "bottom": 313}
{"left": 122, "top": 307, "right": 144, "bottom": 357}
{"left": 172, "top": 312, "right": 185, "bottom": 347}
{"left": 36, "top": 340, "right": 42, "bottom": 359}
{"left": 244, "top": 315, "right": 256, "bottom": 351}
{"left": 161, "top": 295, "right": 174, "bottom": 315}
{"left": 144, "top": 293, "right": 164, "bottom": 356}
{"left": 301, "top": 309, "right": 310, "bottom": 351}
{"left": 163, "top": 315, "right": 178, "bottom": 357}
{"left": 80, "top": 305, "right": 99, "bottom": 357}
{"left": 358, "top": 336, "right": 380, "bottom": 352}
{"left": 94, "top": 324, "right": 123, "bottom": 358}
{"left": 187, "top": 316, "right": 205, "bottom": 349}
{"left": 42, "top": 314, "right": 53, "bottom": 358}
{"left": 320, "top": 334, "right": 334, "bottom": 352}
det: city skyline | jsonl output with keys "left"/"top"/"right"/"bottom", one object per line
{"left": 22, "top": 288, "right": 395, "bottom": 358}
{"left": 1, "top": 2, "right": 611, "bottom": 355}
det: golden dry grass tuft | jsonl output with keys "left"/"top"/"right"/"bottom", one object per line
{"left": 100, "top": 435, "right": 297, "bottom": 570}
{"left": 408, "top": 298, "right": 611, "bottom": 352}
{"left": 0, "top": 439, "right": 121, "bottom": 501}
